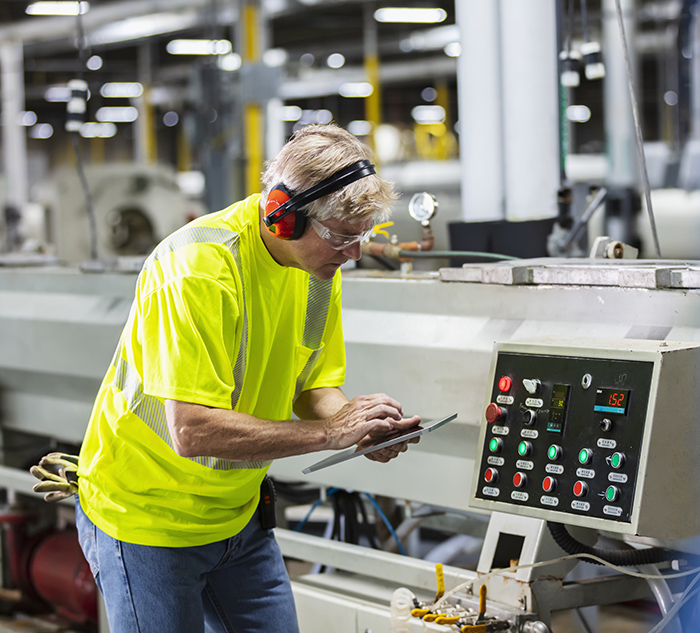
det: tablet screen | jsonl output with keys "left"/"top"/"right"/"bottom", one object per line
{"left": 302, "top": 413, "right": 458, "bottom": 474}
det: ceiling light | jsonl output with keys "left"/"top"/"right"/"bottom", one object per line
{"left": 86, "top": 55, "right": 103, "bottom": 70}
{"left": 327, "top": 53, "right": 345, "bottom": 69}
{"left": 444, "top": 42, "right": 461, "bottom": 57}
{"left": 218, "top": 53, "right": 242, "bottom": 71}
{"left": 263, "top": 49, "right": 288, "bottom": 67}
{"left": 279, "top": 105, "right": 302, "bottom": 122}
{"left": 374, "top": 7, "right": 447, "bottom": 24}
{"left": 348, "top": 120, "right": 372, "bottom": 136}
{"left": 80, "top": 122, "right": 117, "bottom": 138}
{"left": 96, "top": 106, "right": 138, "bottom": 123}
{"left": 411, "top": 105, "right": 446, "bottom": 124}
{"left": 339, "top": 82, "right": 373, "bottom": 98}
{"left": 100, "top": 82, "right": 143, "bottom": 98}
{"left": 566, "top": 105, "right": 591, "bottom": 123}
{"left": 29, "top": 124, "right": 54, "bottom": 139}
{"left": 167, "top": 39, "right": 232, "bottom": 56}
{"left": 89, "top": 13, "right": 196, "bottom": 46}
{"left": 163, "top": 112, "right": 179, "bottom": 127}
{"left": 26, "top": 1, "right": 89, "bottom": 16}
{"left": 18, "top": 111, "right": 38, "bottom": 126}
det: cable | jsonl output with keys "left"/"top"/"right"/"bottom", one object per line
{"left": 647, "top": 572, "right": 700, "bottom": 633}
{"left": 362, "top": 493, "right": 407, "bottom": 556}
{"left": 292, "top": 487, "right": 339, "bottom": 533}
{"left": 613, "top": 0, "right": 662, "bottom": 258}
{"left": 548, "top": 522, "right": 683, "bottom": 566}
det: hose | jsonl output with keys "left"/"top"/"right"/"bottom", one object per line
{"left": 638, "top": 564, "right": 683, "bottom": 633}
{"left": 547, "top": 522, "right": 681, "bottom": 566}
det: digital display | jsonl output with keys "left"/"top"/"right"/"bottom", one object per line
{"left": 594, "top": 388, "right": 631, "bottom": 416}
{"left": 547, "top": 384, "right": 570, "bottom": 433}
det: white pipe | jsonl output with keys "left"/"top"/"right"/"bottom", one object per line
{"left": 1, "top": 41, "right": 29, "bottom": 213}
{"left": 456, "top": 0, "right": 504, "bottom": 221}
{"left": 500, "top": 0, "right": 559, "bottom": 221}
{"left": 603, "top": 0, "right": 638, "bottom": 187}
{"left": 637, "top": 564, "right": 683, "bottom": 633}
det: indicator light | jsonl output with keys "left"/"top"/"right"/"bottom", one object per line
{"left": 548, "top": 444, "right": 562, "bottom": 460}
{"left": 498, "top": 376, "right": 512, "bottom": 392}
{"left": 489, "top": 437, "right": 503, "bottom": 453}
{"left": 578, "top": 448, "right": 592, "bottom": 465}
{"left": 518, "top": 441, "right": 532, "bottom": 457}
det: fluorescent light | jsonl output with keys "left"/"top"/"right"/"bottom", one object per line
{"left": 218, "top": 53, "right": 242, "bottom": 71}
{"left": 411, "top": 105, "right": 446, "bottom": 124}
{"left": 86, "top": 55, "right": 103, "bottom": 70}
{"left": 26, "top": 1, "right": 89, "bottom": 16}
{"left": 327, "top": 53, "right": 345, "bottom": 69}
{"left": 89, "top": 13, "right": 196, "bottom": 46}
{"left": 100, "top": 82, "right": 143, "bottom": 98}
{"left": 263, "top": 49, "right": 288, "bottom": 67}
{"left": 444, "top": 42, "right": 461, "bottom": 57}
{"left": 163, "top": 111, "right": 179, "bottom": 127}
{"left": 348, "top": 120, "right": 372, "bottom": 136}
{"left": 315, "top": 109, "right": 333, "bottom": 124}
{"left": 44, "top": 85, "right": 71, "bottom": 102}
{"left": 29, "top": 124, "right": 54, "bottom": 139}
{"left": 96, "top": 106, "right": 138, "bottom": 123}
{"left": 280, "top": 105, "right": 302, "bottom": 121}
{"left": 374, "top": 7, "right": 446, "bottom": 24}
{"left": 339, "top": 82, "right": 373, "bottom": 98}
{"left": 167, "top": 39, "right": 232, "bottom": 55}
{"left": 80, "top": 122, "right": 117, "bottom": 138}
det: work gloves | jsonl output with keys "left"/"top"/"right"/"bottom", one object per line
{"left": 30, "top": 452, "right": 79, "bottom": 502}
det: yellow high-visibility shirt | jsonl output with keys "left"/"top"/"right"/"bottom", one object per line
{"left": 78, "top": 194, "right": 346, "bottom": 546}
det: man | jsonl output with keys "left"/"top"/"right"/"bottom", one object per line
{"left": 53, "top": 124, "right": 420, "bottom": 632}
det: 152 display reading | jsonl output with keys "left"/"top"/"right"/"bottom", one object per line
{"left": 594, "top": 388, "right": 631, "bottom": 416}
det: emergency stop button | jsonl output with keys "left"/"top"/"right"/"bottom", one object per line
{"left": 485, "top": 403, "right": 506, "bottom": 424}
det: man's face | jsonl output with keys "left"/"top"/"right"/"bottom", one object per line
{"left": 288, "top": 215, "right": 374, "bottom": 280}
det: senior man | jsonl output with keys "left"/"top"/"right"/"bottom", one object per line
{"left": 63, "top": 124, "right": 420, "bottom": 633}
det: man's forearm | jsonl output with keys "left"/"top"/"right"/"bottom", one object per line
{"left": 294, "top": 387, "right": 349, "bottom": 420}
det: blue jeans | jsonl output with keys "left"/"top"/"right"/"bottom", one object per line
{"left": 75, "top": 496, "right": 299, "bottom": 633}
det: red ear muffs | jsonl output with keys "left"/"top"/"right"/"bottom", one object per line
{"left": 263, "top": 184, "right": 308, "bottom": 240}
{"left": 262, "top": 160, "right": 376, "bottom": 241}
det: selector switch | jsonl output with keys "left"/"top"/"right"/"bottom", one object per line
{"left": 488, "top": 437, "right": 504, "bottom": 453}
{"left": 513, "top": 472, "right": 528, "bottom": 488}
{"left": 578, "top": 448, "right": 593, "bottom": 465}
{"left": 573, "top": 481, "right": 589, "bottom": 498}
{"left": 600, "top": 418, "right": 613, "bottom": 432}
{"left": 522, "top": 409, "right": 537, "bottom": 425}
{"left": 522, "top": 378, "right": 541, "bottom": 395}
{"left": 484, "top": 468, "right": 499, "bottom": 484}
{"left": 485, "top": 403, "right": 507, "bottom": 424}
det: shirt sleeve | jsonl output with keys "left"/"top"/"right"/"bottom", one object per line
{"left": 139, "top": 275, "right": 241, "bottom": 409}
{"left": 301, "top": 274, "right": 346, "bottom": 391}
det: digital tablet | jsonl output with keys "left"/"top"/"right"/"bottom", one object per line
{"left": 302, "top": 413, "right": 458, "bottom": 474}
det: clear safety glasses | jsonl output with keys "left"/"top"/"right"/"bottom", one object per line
{"left": 309, "top": 217, "right": 374, "bottom": 251}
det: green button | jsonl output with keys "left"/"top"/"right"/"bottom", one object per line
{"left": 548, "top": 445, "right": 560, "bottom": 460}
{"left": 579, "top": 448, "right": 591, "bottom": 464}
{"left": 606, "top": 486, "right": 618, "bottom": 502}
{"left": 489, "top": 438, "right": 500, "bottom": 452}
{"left": 518, "top": 441, "right": 529, "bottom": 456}
{"left": 611, "top": 453, "right": 624, "bottom": 469}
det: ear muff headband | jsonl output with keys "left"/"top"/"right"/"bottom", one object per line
{"left": 263, "top": 159, "right": 376, "bottom": 240}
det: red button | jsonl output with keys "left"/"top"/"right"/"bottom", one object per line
{"left": 542, "top": 476, "right": 557, "bottom": 493}
{"left": 484, "top": 468, "right": 499, "bottom": 483}
{"left": 485, "top": 403, "right": 506, "bottom": 424}
{"left": 498, "top": 376, "right": 512, "bottom": 392}
{"left": 513, "top": 472, "right": 527, "bottom": 488}
{"left": 573, "top": 481, "right": 588, "bottom": 498}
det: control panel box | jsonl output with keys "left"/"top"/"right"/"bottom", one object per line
{"left": 469, "top": 338, "right": 700, "bottom": 540}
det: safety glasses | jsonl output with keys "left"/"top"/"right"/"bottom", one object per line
{"left": 309, "top": 217, "right": 374, "bottom": 251}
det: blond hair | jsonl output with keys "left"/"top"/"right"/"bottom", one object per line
{"left": 261, "top": 124, "right": 397, "bottom": 223}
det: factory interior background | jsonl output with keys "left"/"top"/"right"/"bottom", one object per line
{"left": 2, "top": 0, "right": 700, "bottom": 632}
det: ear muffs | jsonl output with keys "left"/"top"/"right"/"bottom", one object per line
{"left": 264, "top": 184, "right": 308, "bottom": 240}
{"left": 262, "top": 159, "right": 376, "bottom": 241}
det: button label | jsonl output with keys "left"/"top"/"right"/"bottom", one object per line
{"left": 521, "top": 429, "right": 539, "bottom": 439}
{"left": 571, "top": 500, "right": 590, "bottom": 511}
{"left": 483, "top": 487, "right": 500, "bottom": 497}
{"left": 525, "top": 398, "right": 544, "bottom": 408}
{"left": 608, "top": 472, "right": 628, "bottom": 484}
{"left": 603, "top": 505, "right": 623, "bottom": 517}
{"left": 546, "top": 464, "right": 564, "bottom": 475}
{"left": 597, "top": 438, "right": 617, "bottom": 449}
{"left": 511, "top": 491, "right": 529, "bottom": 502}
{"left": 516, "top": 460, "right": 534, "bottom": 471}
{"left": 576, "top": 468, "right": 596, "bottom": 479}
{"left": 487, "top": 456, "right": 505, "bottom": 466}
{"left": 541, "top": 495, "right": 559, "bottom": 507}
{"left": 492, "top": 426, "right": 509, "bottom": 436}
{"left": 497, "top": 395, "right": 514, "bottom": 405}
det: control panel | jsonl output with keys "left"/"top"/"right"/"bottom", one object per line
{"left": 469, "top": 339, "right": 700, "bottom": 540}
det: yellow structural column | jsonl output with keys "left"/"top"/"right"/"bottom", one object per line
{"left": 363, "top": 6, "right": 381, "bottom": 152}
{"left": 243, "top": 1, "right": 264, "bottom": 196}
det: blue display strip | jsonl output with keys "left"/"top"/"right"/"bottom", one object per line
{"left": 594, "top": 405, "right": 625, "bottom": 415}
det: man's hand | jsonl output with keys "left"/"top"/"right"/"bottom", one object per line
{"left": 30, "top": 452, "right": 79, "bottom": 502}
{"left": 323, "top": 393, "right": 421, "bottom": 458}
{"left": 358, "top": 419, "right": 422, "bottom": 463}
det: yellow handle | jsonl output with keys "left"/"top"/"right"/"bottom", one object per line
{"left": 372, "top": 221, "right": 394, "bottom": 238}
{"left": 434, "top": 563, "right": 445, "bottom": 601}
{"left": 411, "top": 608, "right": 430, "bottom": 618}
{"left": 435, "top": 615, "right": 461, "bottom": 625}
{"left": 461, "top": 625, "right": 488, "bottom": 633}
